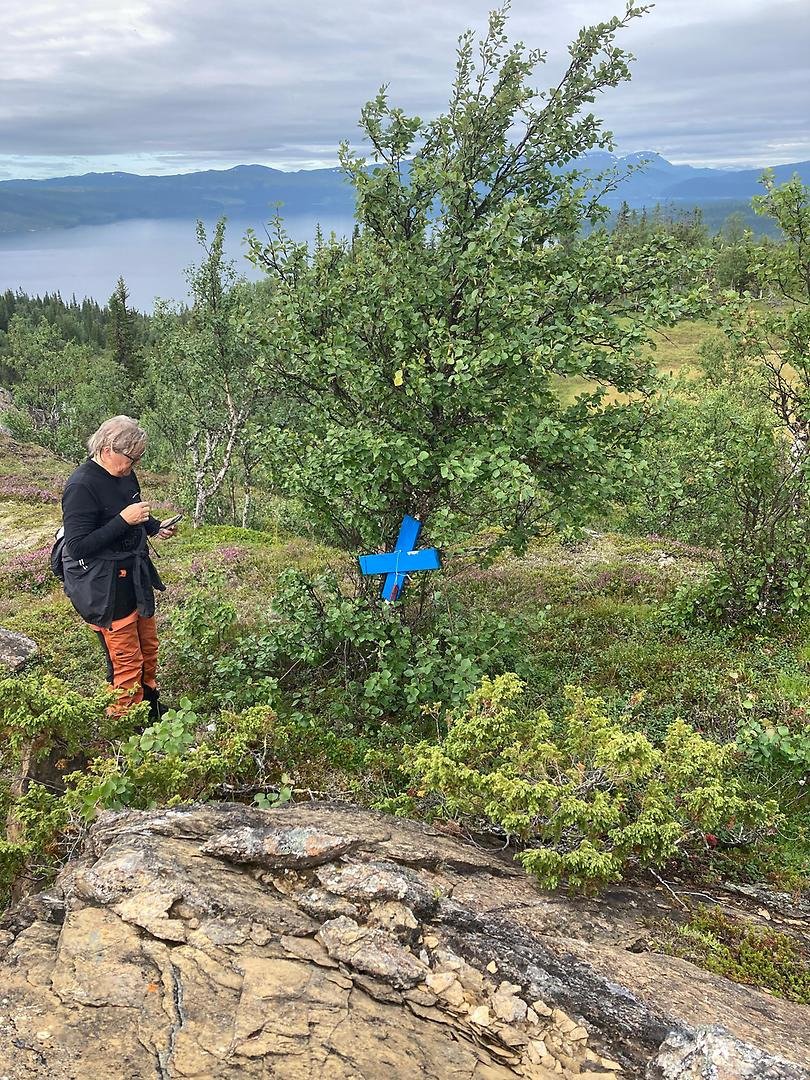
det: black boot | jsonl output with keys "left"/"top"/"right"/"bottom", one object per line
{"left": 142, "top": 684, "right": 169, "bottom": 721}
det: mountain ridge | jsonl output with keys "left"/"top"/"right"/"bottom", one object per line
{"left": 1, "top": 153, "right": 808, "bottom": 235}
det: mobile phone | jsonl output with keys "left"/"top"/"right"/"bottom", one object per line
{"left": 162, "top": 513, "right": 183, "bottom": 528}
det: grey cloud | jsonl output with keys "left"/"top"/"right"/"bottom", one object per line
{"left": 600, "top": 1, "right": 810, "bottom": 164}
{"left": 0, "top": 0, "right": 806, "bottom": 177}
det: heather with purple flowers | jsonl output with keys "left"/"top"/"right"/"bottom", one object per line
{"left": 219, "top": 546, "right": 245, "bottom": 564}
{"left": 0, "top": 544, "right": 54, "bottom": 594}
{"left": 0, "top": 478, "right": 60, "bottom": 504}
{"left": 187, "top": 546, "right": 247, "bottom": 581}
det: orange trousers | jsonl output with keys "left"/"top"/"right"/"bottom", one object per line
{"left": 92, "top": 612, "right": 159, "bottom": 715}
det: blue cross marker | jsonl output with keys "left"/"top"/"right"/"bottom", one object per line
{"left": 358, "top": 515, "right": 440, "bottom": 601}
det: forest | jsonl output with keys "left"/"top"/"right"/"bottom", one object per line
{"left": 1, "top": 6, "right": 808, "bottom": 1002}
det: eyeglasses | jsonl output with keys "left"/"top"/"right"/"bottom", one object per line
{"left": 115, "top": 448, "right": 144, "bottom": 464}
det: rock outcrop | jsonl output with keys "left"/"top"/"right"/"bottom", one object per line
{"left": 0, "top": 802, "right": 807, "bottom": 1079}
{"left": 0, "top": 628, "right": 38, "bottom": 672}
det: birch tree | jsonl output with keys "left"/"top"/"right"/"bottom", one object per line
{"left": 148, "top": 221, "right": 268, "bottom": 525}
{"left": 248, "top": 4, "right": 709, "bottom": 554}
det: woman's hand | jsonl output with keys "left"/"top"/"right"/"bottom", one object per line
{"left": 120, "top": 501, "right": 151, "bottom": 525}
{"left": 157, "top": 518, "right": 179, "bottom": 540}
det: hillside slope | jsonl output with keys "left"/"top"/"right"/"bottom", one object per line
{"left": 2, "top": 155, "right": 808, "bottom": 234}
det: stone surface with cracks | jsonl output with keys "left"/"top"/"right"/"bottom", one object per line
{"left": 0, "top": 802, "right": 807, "bottom": 1079}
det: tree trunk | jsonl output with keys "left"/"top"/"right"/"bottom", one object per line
{"left": 5, "top": 734, "right": 46, "bottom": 904}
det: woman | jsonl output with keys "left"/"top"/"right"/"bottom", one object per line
{"left": 60, "top": 416, "right": 178, "bottom": 717}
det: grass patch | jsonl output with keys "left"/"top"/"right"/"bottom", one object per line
{"left": 0, "top": 434, "right": 72, "bottom": 488}
{"left": 556, "top": 318, "right": 717, "bottom": 404}
{"left": 646, "top": 319, "right": 719, "bottom": 379}
{"left": 0, "top": 500, "right": 60, "bottom": 553}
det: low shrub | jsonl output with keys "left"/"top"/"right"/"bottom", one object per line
{"left": 65, "top": 697, "right": 284, "bottom": 816}
{"left": 0, "top": 674, "right": 120, "bottom": 767}
{"left": 0, "top": 782, "right": 74, "bottom": 906}
{"left": 649, "top": 905, "right": 810, "bottom": 1004}
{"left": 162, "top": 568, "right": 519, "bottom": 728}
{"left": 737, "top": 715, "right": 810, "bottom": 778}
{"left": 0, "top": 676, "right": 290, "bottom": 900}
{"left": 405, "top": 674, "right": 781, "bottom": 890}
{"left": 0, "top": 674, "right": 123, "bottom": 904}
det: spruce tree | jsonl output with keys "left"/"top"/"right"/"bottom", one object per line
{"left": 107, "top": 277, "right": 141, "bottom": 382}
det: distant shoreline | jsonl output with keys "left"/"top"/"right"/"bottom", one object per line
{"left": 1, "top": 156, "right": 806, "bottom": 237}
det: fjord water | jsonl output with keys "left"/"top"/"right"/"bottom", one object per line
{"left": 0, "top": 214, "right": 354, "bottom": 311}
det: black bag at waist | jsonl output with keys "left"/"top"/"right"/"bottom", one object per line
{"left": 60, "top": 540, "right": 165, "bottom": 628}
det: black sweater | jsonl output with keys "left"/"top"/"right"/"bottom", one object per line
{"left": 62, "top": 459, "right": 160, "bottom": 620}
{"left": 62, "top": 459, "right": 160, "bottom": 559}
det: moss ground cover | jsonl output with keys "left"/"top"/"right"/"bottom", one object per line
{"left": 649, "top": 905, "right": 810, "bottom": 1004}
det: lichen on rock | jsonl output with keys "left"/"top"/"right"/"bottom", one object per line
{"left": 0, "top": 802, "right": 806, "bottom": 1079}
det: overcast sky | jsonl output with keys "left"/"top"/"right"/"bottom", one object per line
{"left": 1, "top": 0, "right": 807, "bottom": 180}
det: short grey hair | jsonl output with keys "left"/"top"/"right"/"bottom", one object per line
{"left": 87, "top": 416, "right": 147, "bottom": 458}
